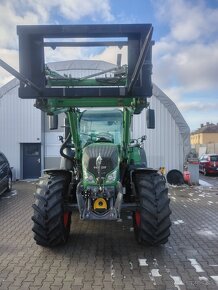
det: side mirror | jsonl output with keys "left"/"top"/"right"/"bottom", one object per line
{"left": 49, "top": 115, "right": 58, "bottom": 130}
{"left": 146, "top": 109, "right": 155, "bottom": 129}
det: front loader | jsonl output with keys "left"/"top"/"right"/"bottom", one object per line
{"left": 0, "top": 24, "right": 171, "bottom": 247}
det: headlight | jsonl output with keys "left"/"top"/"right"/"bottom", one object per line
{"left": 84, "top": 172, "right": 95, "bottom": 183}
{"left": 106, "top": 170, "right": 117, "bottom": 183}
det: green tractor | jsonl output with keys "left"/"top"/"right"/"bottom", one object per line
{"left": 0, "top": 24, "right": 171, "bottom": 247}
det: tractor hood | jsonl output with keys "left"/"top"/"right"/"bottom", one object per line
{"left": 82, "top": 143, "right": 119, "bottom": 186}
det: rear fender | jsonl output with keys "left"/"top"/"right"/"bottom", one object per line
{"left": 130, "top": 167, "right": 157, "bottom": 181}
{"left": 129, "top": 146, "right": 147, "bottom": 167}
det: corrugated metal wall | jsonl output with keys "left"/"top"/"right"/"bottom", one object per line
{"left": 44, "top": 113, "right": 65, "bottom": 169}
{"left": 133, "top": 96, "right": 184, "bottom": 172}
{"left": 0, "top": 86, "right": 41, "bottom": 179}
{"left": 0, "top": 60, "right": 189, "bottom": 178}
{"left": 0, "top": 87, "right": 186, "bottom": 178}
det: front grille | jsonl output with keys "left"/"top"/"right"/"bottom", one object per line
{"left": 83, "top": 144, "right": 118, "bottom": 177}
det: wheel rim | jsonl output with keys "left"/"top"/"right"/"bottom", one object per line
{"left": 63, "top": 212, "right": 70, "bottom": 227}
{"left": 135, "top": 210, "right": 141, "bottom": 227}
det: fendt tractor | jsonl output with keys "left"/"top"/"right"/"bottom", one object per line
{"left": 0, "top": 24, "right": 171, "bottom": 247}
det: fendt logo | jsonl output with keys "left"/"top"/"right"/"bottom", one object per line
{"left": 94, "top": 153, "right": 106, "bottom": 170}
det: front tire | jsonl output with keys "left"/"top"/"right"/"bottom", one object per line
{"left": 133, "top": 172, "right": 171, "bottom": 246}
{"left": 32, "top": 172, "right": 71, "bottom": 247}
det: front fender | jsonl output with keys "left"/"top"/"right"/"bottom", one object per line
{"left": 43, "top": 168, "right": 72, "bottom": 178}
{"left": 130, "top": 167, "right": 157, "bottom": 181}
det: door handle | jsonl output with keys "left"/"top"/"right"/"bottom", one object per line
{"left": 37, "top": 158, "right": 40, "bottom": 163}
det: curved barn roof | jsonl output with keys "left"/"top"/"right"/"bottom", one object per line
{"left": 0, "top": 60, "right": 116, "bottom": 98}
{"left": 152, "top": 83, "right": 190, "bottom": 154}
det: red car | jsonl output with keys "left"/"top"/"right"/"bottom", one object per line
{"left": 199, "top": 154, "right": 218, "bottom": 175}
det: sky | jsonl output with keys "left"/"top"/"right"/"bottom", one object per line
{"left": 0, "top": 0, "right": 217, "bottom": 131}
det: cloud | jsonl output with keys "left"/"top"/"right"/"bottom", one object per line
{"left": 151, "top": 0, "right": 218, "bottom": 130}
{"left": 90, "top": 46, "right": 128, "bottom": 66}
{"left": 44, "top": 47, "right": 85, "bottom": 64}
{"left": 161, "top": 86, "right": 186, "bottom": 104}
{"left": 58, "top": 0, "right": 114, "bottom": 22}
{"left": 171, "top": 97, "right": 218, "bottom": 130}
{"left": 179, "top": 101, "right": 218, "bottom": 112}
{"left": 153, "top": 0, "right": 218, "bottom": 42}
{"left": 0, "top": 2, "right": 40, "bottom": 49}
{"left": 0, "top": 0, "right": 115, "bottom": 87}
{"left": 153, "top": 40, "right": 218, "bottom": 91}
{"left": 184, "top": 112, "right": 218, "bottom": 131}
{"left": 0, "top": 0, "right": 114, "bottom": 49}
{"left": 0, "top": 48, "right": 19, "bottom": 87}
{"left": 152, "top": 0, "right": 218, "bottom": 109}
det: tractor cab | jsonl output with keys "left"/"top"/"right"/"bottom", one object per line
{"left": 79, "top": 109, "right": 123, "bottom": 147}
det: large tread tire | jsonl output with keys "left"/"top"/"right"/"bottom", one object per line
{"left": 133, "top": 172, "right": 171, "bottom": 246}
{"left": 32, "top": 173, "right": 71, "bottom": 247}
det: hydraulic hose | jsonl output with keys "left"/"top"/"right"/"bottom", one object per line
{"left": 60, "top": 133, "right": 75, "bottom": 161}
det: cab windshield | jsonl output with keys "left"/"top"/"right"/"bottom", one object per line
{"left": 79, "top": 109, "right": 123, "bottom": 147}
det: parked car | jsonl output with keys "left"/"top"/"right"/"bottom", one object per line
{"left": 199, "top": 154, "right": 218, "bottom": 175}
{"left": 0, "top": 152, "right": 12, "bottom": 195}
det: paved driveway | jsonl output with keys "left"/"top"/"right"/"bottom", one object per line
{"left": 0, "top": 181, "right": 218, "bottom": 290}
{"left": 199, "top": 173, "right": 218, "bottom": 188}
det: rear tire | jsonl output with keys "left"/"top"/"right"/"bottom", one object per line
{"left": 133, "top": 172, "right": 171, "bottom": 246}
{"left": 32, "top": 172, "right": 71, "bottom": 247}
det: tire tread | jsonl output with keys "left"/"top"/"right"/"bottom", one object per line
{"left": 32, "top": 173, "right": 71, "bottom": 247}
{"left": 133, "top": 172, "right": 171, "bottom": 246}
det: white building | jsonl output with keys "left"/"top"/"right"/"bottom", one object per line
{"left": 0, "top": 60, "right": 190, "bottom": 179}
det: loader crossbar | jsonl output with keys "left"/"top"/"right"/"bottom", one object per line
{"left": 16, "top": 24, "right": 153, "bottom": 100}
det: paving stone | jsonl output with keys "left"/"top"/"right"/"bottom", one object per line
{"left": 73, "top": 277, "right": 84, "bottom": 286}
{"left": 40, "top": 281, "right": 53, "bottom": 289}
{"left": 91, "top": 286, "right": 102, "bottom": 290}
{"left": 20, "top": 281, "right": 32, "bottom": 289}
{"left": 61, "top": 281, "right": 73, "bottom": 289}
{"left": 8, "top": 287, "right": 19, "bottom": 290}
{"left": 31, "top": 277, "right": 44, "bottom": 287}
{"left": 50, "top": 286, "right": 62, "bottom": 290}
{"left": 0, "top": 181, "right": 218, "bottom": 290}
